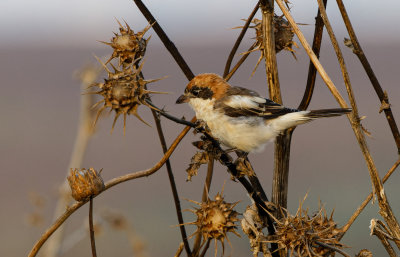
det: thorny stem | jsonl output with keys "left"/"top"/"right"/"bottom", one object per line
{"left": 297, "top": 0, "right": 327, "bottom": 110}
{"left": 336, "top": 0, "right": 400, "bottom": 154}
{"left": 340, "top": 158, "right": 400, "bottom": 238}
{"left": 89, "top": 197, "right": 97, "bottom": 257}
{"left": 316, "top": 0, "right": 400, "bottom": 249}
{"left": 223, "top": 1, "right": 260, "bottom": 77}
{"left": 28, "top": 121, "right": 194, "bottom": 257}
{"left": 132, "top": 0, "right": 195, "bottom": 80}
{"left": 151, "top": 110, "right": 192, "bottom": 256}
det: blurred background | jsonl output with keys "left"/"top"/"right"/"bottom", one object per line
{"left": 1, "top": 0, "right": 399, "bottom": 256}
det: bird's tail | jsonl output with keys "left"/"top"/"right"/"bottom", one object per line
{"left": 306, "top": 108, "right": 352, "bottom": 119}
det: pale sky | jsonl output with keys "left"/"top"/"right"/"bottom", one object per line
{"left": 1, "top": 0, "right": 399, "bottom": 48}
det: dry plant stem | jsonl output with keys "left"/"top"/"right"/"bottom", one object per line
{"left": 340, "top": 158, "right": 400, "bottom": 238}
{"left": 89, "top": 197, "right": 97, "bottom": 257}
{"left": 225, "top": 43, "right": 256, "bottom": 81}
{"left": 43, "top": 82, "right": 96, "bottom": 257}
{"left": 199, "top": 239, "right": 211, "bottom": 257}
{"left": 28, "top": 122, "right": 194, "bottom": 257}
{"left": 132, "top": 0, "right": 194, "bottom": 80}
{"left": 315, "top": 0, "right": 400, "bottom": 248}
{"left": 174, "top": 242, "right": 184, "bottom": 257}
{"left": 271, "top": 129, "right": 293, "bottom": 213}
{"left": 314, "top": 241, "right": 351, "bottom": 257}
{"left": 223, "top": 1, "right": 260, "bottom": 77}
{"left": 298, "top": 0, "right": 327, "bottom": 110}
{"left": 370, "top": 220, "right": 398, "bottom": 257}
{"left": 260, "top": 0, "right": 281, "bottom": 102}
{"left": 336, "top": 0, "right": 400, "bottom": 154}
{"left": 151, "top": 110, "right": 192, "bottom": 256}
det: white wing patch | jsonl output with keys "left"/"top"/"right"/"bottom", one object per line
{"left": 224, "top": 95, "right": 266, "bottom": 109}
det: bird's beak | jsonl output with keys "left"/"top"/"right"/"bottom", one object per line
{"left": 176, "top": 94, "right": 189, "bottom": 104}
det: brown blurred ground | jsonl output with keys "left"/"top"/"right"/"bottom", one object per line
{"left": 1, "top": 41, "right": 399, "bottom": 256}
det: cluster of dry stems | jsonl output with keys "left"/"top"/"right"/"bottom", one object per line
{"left": 28, "top": 0, "right": 400, "bottom": 257}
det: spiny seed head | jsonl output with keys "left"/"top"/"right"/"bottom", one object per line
{"left": 102, "top": 20, "right": 152, "bottom": 66}
{"left": 67, "top": 168, "right": 105, "bottom": 201}
{"left": 241, "top": 16, "right": 297, "bottom": 76}
{"left": 91, "top": 61, "right": 166, "bottom": 133}
{"left": 269, "top": 202, "right": 344, "bottom": 256}
{"left": 186, "top": 192, "right": 240, "bottom": 255}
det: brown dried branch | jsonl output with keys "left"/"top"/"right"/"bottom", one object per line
{"left": 297, "top": 0, "right": 327, "bottom": 110}
{"left": 89, "top": 197, "right": 97, "bottom": 257}
{"left": 28, "top": 121, "right": 193, "bottom": 257}
{"left": 151, "top": 110, "right": 192, "bottom": 256}
{"left": 223, "top": 1, "right": 260, "bottom": 77}
{"left": 340, "top": 158, "right": 400, "bottom": 238}
{"left": 132, "top": 0, "right": 194, "bottom": 80}
{"left": 224, "top": 43, "right": 257, "bottom": 81}
{"left": 370, "top": 219, "right": 398, "bottom": 257}
{"left": 336, "top": 0, "right": 400, "bottom": 154}
{"left": 315, "top": 0, "right": 400, "bottom": 248}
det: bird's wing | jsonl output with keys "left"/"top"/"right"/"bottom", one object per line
{"left": 215, "top": 86, "right": 298, "bottom": 119}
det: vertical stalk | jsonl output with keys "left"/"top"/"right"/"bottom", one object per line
{"left": 260, "top": 0, "right": 291, "bottom": 217}
{"left": 151, "top": 109, "right": 192, "bottom": 256}
{"left": 89, "top": 197, "right": 97, "bottom": 257}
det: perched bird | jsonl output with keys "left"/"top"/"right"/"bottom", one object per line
{"left": 176, "top": 73, "right": 351, "bottom": 153}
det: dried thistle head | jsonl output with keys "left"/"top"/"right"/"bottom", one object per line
{"left": 101, "top": 20, "right": 152, "bottom": 66}
{"left": 90, "top": 59, "right": 166, "bottom": 133}
{"left": 242, "top": 16, "right": 297, "bottom": 76}
{"left": 268, "top": 197, "right": 344, "bottom": 256}
{"left": 67, "top": 168, "right": 105, "bottom": 201}
{"left": 185, "top": 191, "right": 240, "bottom": 256}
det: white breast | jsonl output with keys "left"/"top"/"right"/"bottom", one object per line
{"left": 188, "top": 98, "right": 281, "bottom": 152}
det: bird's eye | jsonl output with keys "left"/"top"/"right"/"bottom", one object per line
{"left": 192, "top": 89, "right": 200, "bottom": 96}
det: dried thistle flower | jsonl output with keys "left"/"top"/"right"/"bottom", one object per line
{"left": 267, "top": 197, "right": 345, "bottom": 256}
{"left": 185, "top": 191, "right": 240, "bottom": 256}
{"left": 101, "top": 19, "right": 152, "bottom": 66}
{"left": 67, "top": 168, "right": 105, "bottom": 202}
{"left": 90, "top": 59, "right": 166, "bottom": 133}
{"left": 241, "top": 16, "right": 297, "bottom": 76}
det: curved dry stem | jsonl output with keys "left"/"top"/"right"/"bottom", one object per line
{"left": 340, "top": 158, "right": 400, "bottom": 238}
{"left": 28, "top": 122, "right": 193, "bottom": 257}
{"left": 223, "top": 1, "right": 260, "bottom": 77}
{"left": 297, "top": 0, "right": 327, "bottom": 110}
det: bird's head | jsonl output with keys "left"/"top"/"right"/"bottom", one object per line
{"left": 176, "top": 73, "right": 230, "bottom": 104}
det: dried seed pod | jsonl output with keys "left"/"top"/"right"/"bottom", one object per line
{"left": 268, "top": 197, "right": 345, "bottom": 256}
{"left": 90, "top": 59, "right": 166, "bottom": 133}
{"left": 186, "top": 191, "right": 240, "bottom": 256}
{"left": 67, "top": 168, "right": 105, "bottom": 201}
{"left": 241, "top": 16, "right": 297, "bottom": 76}
{"left": 101, "top": 20, "right": 152, "bottom": 66}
